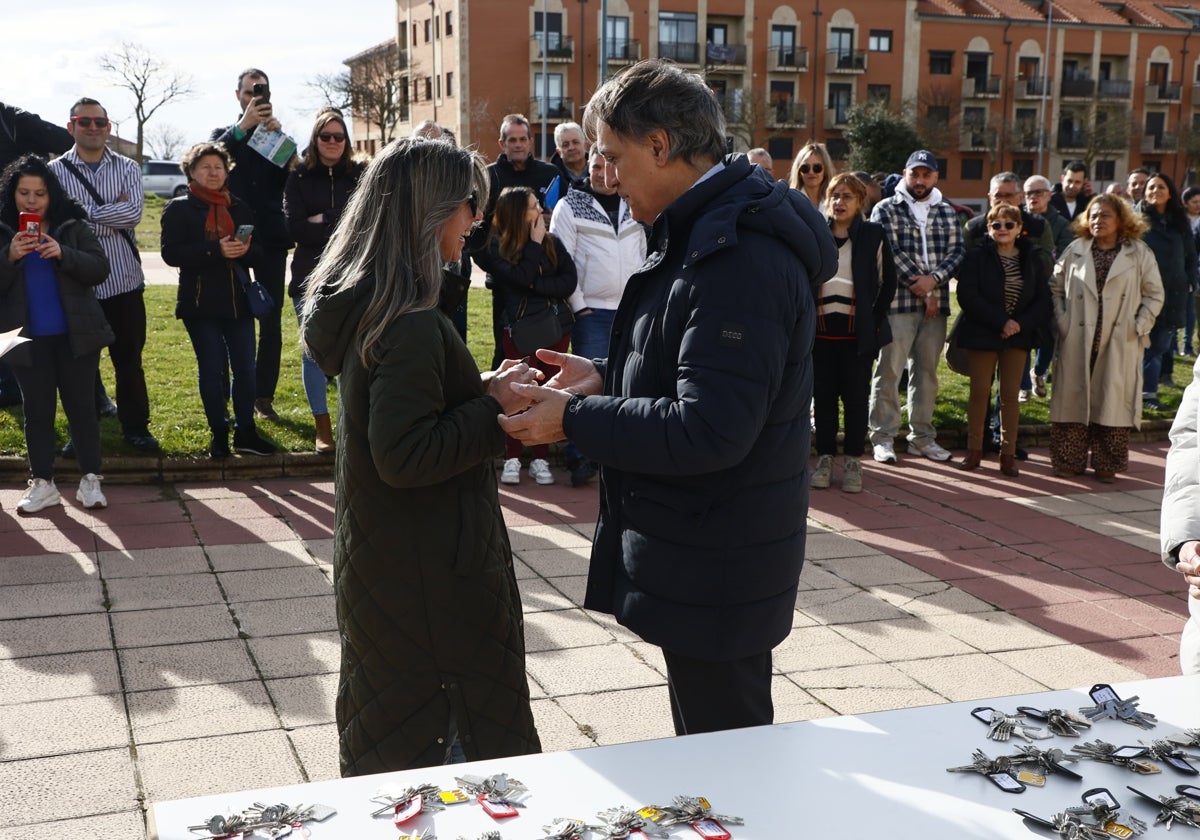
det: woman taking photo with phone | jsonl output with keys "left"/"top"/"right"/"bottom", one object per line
{"left": 284, "top": 108, "right": 365, "bottom": 453}
{"left": 0, "top": 154, "right": 112, "bottom": 513}
{"left": 161, "top": 141, "right": 274, "bottom": 459}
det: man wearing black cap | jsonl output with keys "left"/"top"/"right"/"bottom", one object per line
{"left": 868, "top": 149, "right": 964, "bottom": 464}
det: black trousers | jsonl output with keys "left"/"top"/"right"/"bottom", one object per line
{"left": 99, "top": 288, "right": 150, "bottom": 436}
{"left": 662, "top": 648, "right": 774, "bottom": 736}
{"left": 253, "top": 247, "right": 288, "bottom": 401}
{"left": 812, "top": 337, "right": 873, "bottom": 457}
{"left": 13, "top": 336, "right": 102, "bottom": 477}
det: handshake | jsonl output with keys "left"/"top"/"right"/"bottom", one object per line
{"left": 485, "top": 349, "right": 602, "bottom": 445}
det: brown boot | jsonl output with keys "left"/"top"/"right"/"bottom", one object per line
{"left": 314, "top": 413, "right": 334, "bottom": 454}
{"left": 957, "top": 450, "right": 982, "bottom": 471}
{"left": 1000, "top": 452, "right": 1019, "bottom": 477}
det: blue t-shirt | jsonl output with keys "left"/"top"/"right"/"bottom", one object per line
{"left": 24, "top": 250, "right": 68, "bottom": 336}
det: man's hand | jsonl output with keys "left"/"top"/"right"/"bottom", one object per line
{"left": 909, "top": 274, "right": 937, "bottom": 297}
{"left": 537, "top": 349, "right": 602, "bottom": 394}
{"left": 497, "top": 385, "right": 571, "bottom": 445}
{"left": 1177, "top": 541, "right": 1200, "bottom": 599}
{"left": 923, "top": 294, "right": 939, "bottom": 319}
{"left": 237, "top": 97, "right": 273, "bottom": 134}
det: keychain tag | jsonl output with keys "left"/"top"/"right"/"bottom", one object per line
{"left": 479, "top": 796, "right": 520, "bottom": 818}
{"left": 690, "top": 818, "right": 731, "bottom": 840}
{"left": 638, "top": 806, "right": 669, "bottom": 823}
{"left": 1016, "top": 770, "right": 1046, "bottom": 787}
{"left": 438, "top": 789, "right": 470, "bottom": 805}
{"left": 393, "top": 796, "right": 422, "bottom": 825}
{"left": 1165, "top": 754, "right": 1199, "bottom": 775}
{"left": 1177, "top": 784, "right": 1200, "bottom": 799}
{"left": 1013, "top": 808, "right": 1057, "bottom": 830}
{"left": 1090, "top": 684, "right": 1120, "bottom": 705}
{"left": 1131, "top": 760, "right": 1162, "bottom": 774}
{"left": 989, "top": 771, "right": 1027, "bottom": 793}
{"left": 1101, "top": 821, "right": 1136, "bottom": 839}
{"left": 1111, "top": 746, "right": 1147, "bottom": 760}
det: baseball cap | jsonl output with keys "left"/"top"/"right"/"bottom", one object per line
{"left": 905, "top": 150, "right": 938, "bottom": 171}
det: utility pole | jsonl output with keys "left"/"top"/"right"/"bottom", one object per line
{"left": 579, "top": 0, "right": 589, "bottom": 116}
{"left": 812, "top": 0, "right": 822, "bottom": 142}
{"left": 1037, "top": 0, "right": 1053, "bottom": 176}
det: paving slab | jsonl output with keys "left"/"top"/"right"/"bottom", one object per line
{"left": 127, "top": 681, "right": 280, "bottom": 744}
{"left": 0, "top": 748, "right": 138, "bottom": 827}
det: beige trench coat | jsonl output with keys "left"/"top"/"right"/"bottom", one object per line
{"left": 1049, "top": 237, "right": 1164, "bottom": 429}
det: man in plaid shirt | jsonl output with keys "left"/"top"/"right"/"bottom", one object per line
{"left": 867, "top": 150, "right": 964, "bottom": 464}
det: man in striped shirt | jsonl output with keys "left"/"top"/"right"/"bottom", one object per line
{"left": 48, "top": 97, "right": 157, "bottom": 452}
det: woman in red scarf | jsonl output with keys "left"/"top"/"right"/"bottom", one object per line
{"left": 161, "top": 142, "right": 274, "bottom": 459}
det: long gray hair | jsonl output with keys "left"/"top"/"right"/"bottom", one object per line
{"left": 300, "top": 138, "right": 488, "bottom": 368}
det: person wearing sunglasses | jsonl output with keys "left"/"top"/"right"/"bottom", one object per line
{"left": 788, "top": 141, "right": 834, "bottom": 207}
{"left": 954, "top": 204, "right": 1051, "bottom": 476}
{"left": 283, "top": 108, "right": 365, "bottom": 454}
{"left": 300, "top": 138, "right": 542, "bottom": 774}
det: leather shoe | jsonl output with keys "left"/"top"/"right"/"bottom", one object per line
{"left": 957, "top": 450, "right": 982, "bottom": 471}
{"left": 1094, "top": 469, "right": 1116, "bottom": 484}
{"left": 1000, "top": 453, "right": 1019, "bottom": 477}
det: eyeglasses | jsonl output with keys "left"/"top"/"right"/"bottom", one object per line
{"left": 799, "top": 163, "right": 823, "bottom": 175}
{"left": 989, "top": 221, "right": 1018, "bottom": 230}
{"left": 466, "top": 191, "right": 479, "bottom": 216}
{"left": 1026, "top": 189, "right": 1049, "bottom": 196}
{"left": 992, "top": 192, "right": 1019, "bottom": 200}
{"left": 71, "top": 116, "right": 109, "bottom": 128}
{"left": 317, "top": 133, "right": 346, "bottom": 143}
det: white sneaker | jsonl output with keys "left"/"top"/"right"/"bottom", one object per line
{"left": 1033, "top": 374, "right": 1047, "bottom": 398}
{"left": 909, "top": 439, "right": 952, "bottom": 462}
{"left": 1018, "top": 389, "right": 1031, "bottom": 403}
{"left": 872, "top": 441, "right": 897, "bottom": 464}
{"left": 529, "top": 458, "right": 554, "bottom": 485}
{"left": 810, "top": 454, "right": 833, "bottom": 489}
{"left": 842, "top": 456, "right": 863, "bottom": 493}
{"left": 17, "top": 478, "right": 61, "bottom": 515}
{"left": 76, "top": 473, "right": 107, "bottom": 510}
{"left": 500, "top": 457, "right": 521, "bottom": 485}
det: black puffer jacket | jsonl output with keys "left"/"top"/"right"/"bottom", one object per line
{"left": 473, "top": 233, "right": 577, "bottom": 326}
{"left": 955, "top": 236, "right": 1051, "bottom": 352}
{"left": 1137, "top": 202, "right": 1197, "bottom": 331}
{"left": 161, "top": 192, "right": 262, "bottom": 321}
{"left": 283, "top": 157, "right": 365, "bottom": 297}
{"left": 563, "top": 156, "right": 837, "bottom": 661}
{"left": 210, "top": 122, "right": 294, "bottom": 250}
{"left": 301, "top": 270, "right": 540, "bottom": 775}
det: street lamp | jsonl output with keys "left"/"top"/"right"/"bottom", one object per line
{"left": 579, "top": 0, "right": 589, "bottom": 116}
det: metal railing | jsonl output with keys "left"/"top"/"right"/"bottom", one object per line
{"left": 827, "top": 49, "right": 867, "bottom": 72}
{"left": 1098, "top": 79, "right": 1132, "bottom": 98}
{"left": 1060, "top": 77, "right": 1096, "bottom": 98}
{"left": 706, "top": 43, "right": 747, "bottom": 65}
{"left": 605, "top": 39, "right": 640, "bottom": 62}
{"left": 1144, "top": 81, "right": 1182, "bottom": 102}
{"left": 768, "top": 101, "right": 808, "bottom": 127}
{"left": 658, "top": 41, "right": 700, "bottom": 64}
{"left": 769, "top": 46, "right": 809, "bottom": 71}
{"left": 962, "top": 75, "right": 1001, "bottom": 98}
{"left": 1056, "top": 127, "right": 1088, "bottom": 148}
{"left": 530, "top": 96, "right": 575, "bottom": 120}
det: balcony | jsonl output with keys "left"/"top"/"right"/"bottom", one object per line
{"left": 824, "top": 107, "right": 848, "bottom": 130}
{"left": 658, "top": 41, "right": 700, "bottom": 64}
{"left": 1145, "top": 81, "right": 1183, "bottom": 103}
{"left": 959, "top": 127, "right": 998, "bottom": 152}
{"left": 1098, "top": 79, "right": 1132, "bottom": 98}
{"left": 1012, "top": 130, "right": 1040, "bottom": 151}
{"left": 1141, "top": 132, "right": 1177, "bottom": 153}
{"left": 827, "top": 49, "right": 867, "bottom": 73}
{"left": 1060, "top": 76, "right": 1095, "bottom": 98}
{"left": 530, "top": 96, "right": 575, "bottom": 121}
{"left": 1056, "top": 127, "right": 1088, "bottom": 149}
{"left": 768, "top": 101, "right": 808, "bottom": 128}
{"left": 605, "top": 39, "right": 640, "bottom": 63}
{"left": 1015, "top": 76, "right": 1051, "bottom": 99}
{"left": 706, "top": 42, "right": 747, "bottom": 67}
{"left": 531, "top": 35, "right": 575, "bottom": 63}
{"left": 769, "top": 46, "right": 809, "bottom": 72}
{"left": 962, "top": 75, "right": 1001, "bottom": 99}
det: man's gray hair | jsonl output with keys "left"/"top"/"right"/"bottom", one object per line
{"left": 582, "top": 60, "right": 725, "bottom": 166}
{"left": 554, "top": 121, "right": 584, "bottom": 147}
{"left": 1024, "top": 175, "right": 1052, "bottom": 192}
{"left": 989, "top": 171, "right": 1022, "bottom": 193}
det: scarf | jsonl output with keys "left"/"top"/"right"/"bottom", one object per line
{"left": 188, "top": 181, "right": 235, "bottom": 241}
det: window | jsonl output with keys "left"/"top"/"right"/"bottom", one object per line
{"left": 445, "top": 11, "right": 453, "bottom": 36}
{"left": 424, "top": 77, "right": 433, "bottom": 100}
{"left": 826, "top": 138, "right": 850, "bottom": 160}
{"left": 934, "top": 158, "right": 948, "bottom": 178}
{"left": 534, "top": 72, "right": 565, "bottom": 118}
{"left": 961, "top": 159, "right": 984, "bottom": 180}
{"left": 1012, "top": 158, "right": 1034, "bottom": 179}
{"left": 707, "top": 23, "right": 727, "bottom": 45}
{"left": 659, "top": 11, "right": 699, "bottom": 63}
{"left": 1094, "top": 160, "right": 1116, "bottom": 181}
{"left": 412, "top": 24, "right": 418, "bottom": 45}
{"left": 434, "top": 15, "right": 440, "bottom": 38}
{"left": 869, "top": 30, "right": 892, "bottom": 52}
{"left": 607, "top": 15, "right": 631, "bottom": 59}
{"left": 534, "top": 11, "right": 564, "bottom": 53}
{"left": 963, "top": 106, "right": 986, "bottom": 128}
{"left": 767, "top": 137, "right": 794, "bottom": 163}
{"left": 830, "top": 27, "right": 853, "bottom": 67}
{"left": 828, "top": 82, "right": 852, "bottom": 123}
{"left": 867, "top": 84, "right": 891, "bottom": 104}
{"left": 446, "top": 72, "right": 454, "bottom": 98}
{"left": 435, "top": 74, "right": 441, "bottom": 99}
{"left": 929, "top": 50, "right": 953, "bottom": 75}
{"left": 769, "top": 80, "right": 795, "bottom": 122}
{"left": 424, "top": 19, "right": 431, "bottom": 42}
{"left": 1149, "top": 61, "right": 1169, "bottom": 85}
{"left": 772, "top": 24, "right": 797, "bottom": 66}
{"left": 926, "top": 105, "right": 950, "bottom": 127}
{"left": 1193, "top": 111, "right": 1200, "bottom": 131}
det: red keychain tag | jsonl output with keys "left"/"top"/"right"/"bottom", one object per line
{"left": 479, "top": 796, "right": 520, "bottom": 819}
{"left": 690, "top": 818, "right": 731, "bottom": 839}
{"left": 393, "top": 796, "right": 423, "bottom": 825}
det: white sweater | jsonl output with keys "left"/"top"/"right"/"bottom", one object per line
{"left": 550, "top": 187, "right": 648, "bottom": 313}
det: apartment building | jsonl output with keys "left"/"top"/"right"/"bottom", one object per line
{"left": 358, "top": 0, "right": 1200, "bottom": 203}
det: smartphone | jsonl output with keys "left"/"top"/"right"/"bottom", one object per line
{"left": 251, "top": 82, "right": 270, "bottom": 104}
{"left": 235, "top": 224, "right": 254, "bottom": 243}
{"left": 17, "top": 212, "right": 40, "bottom": 238}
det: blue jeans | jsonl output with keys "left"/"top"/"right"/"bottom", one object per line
{"left": 565, "top": 309, "right": 616, "bottom": 463}
{"left": 292, "top": 298, "right": 328, "bottom": 415}
{"left": 1143, "top": 324, "right": 1175, "bottom": 397}
{"left": 184, "top": 317, "right": 257, "bottom": 434}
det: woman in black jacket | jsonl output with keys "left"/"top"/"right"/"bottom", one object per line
{"left": 0, "top": 154, "right": 112, "bottom": 513}
{"left": 283, "top": 109, "right": 364, "bottom": 452}
{"left": 955, "top": 204, "right": 1051, "bottom": 477}
{"left": 810, "top": 172, "right": 896, "bottom": 494}
{"left": 161, "top": 142, "right": 272, "bottom": 459}
{"left": 475, "top": 185, "right": 576, "bottom": 486}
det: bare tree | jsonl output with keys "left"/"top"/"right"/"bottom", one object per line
{"left": 146, "top": 123, "right": 186, "bottom": 160}
{"left": 308, "top": 41, "right": 407, "bottom": 148}
{"left": 915, "top": 80, "right": 961, "bottom": 156}
{"left": 99, "top": 42, "right": 194, "bottom": 162}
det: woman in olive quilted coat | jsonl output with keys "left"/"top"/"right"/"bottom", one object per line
{"left": 299, "top": 138, "right": 542, "bottom": 775}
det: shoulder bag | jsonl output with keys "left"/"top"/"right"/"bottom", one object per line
{"left": 233, "top": 263, "right": 275, "bottom": 319}
{"left": 55, "top": 157, "right": 142, "bottom": 263}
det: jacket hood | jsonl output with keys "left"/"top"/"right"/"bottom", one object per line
{"left": 662, "top": 155, "right": 836, "bottom": 289}
{"left": 894, "top": 180, "right": 944, "bottom": 207}
{"left": 302, "top": 273, "right": 375, "bottom": 377}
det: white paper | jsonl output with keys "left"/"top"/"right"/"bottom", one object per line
{"left": 0, "top": 327, "right": 29, "bottom": 360}
{"left": 246, "top": 126, "right": 298, "bottom": 168}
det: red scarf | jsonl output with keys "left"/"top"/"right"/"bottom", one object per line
{"left": 188, "top": 181, "right": 235, "bottom": 240}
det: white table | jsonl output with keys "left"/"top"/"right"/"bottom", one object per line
{"left": 151, "top": 675, "right": 1200, "bottom": 839}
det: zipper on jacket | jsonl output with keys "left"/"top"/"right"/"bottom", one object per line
{"left": 228, "top": 265, "right": 240, "bottom": 317}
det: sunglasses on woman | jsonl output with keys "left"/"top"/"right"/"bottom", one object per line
{"left": 799, "top": 163, "right": 823, "bottom": 175}
{"left": 989, "top": 221, "right": 1018, "bottom": 231}
{"left": 467, "top": 191, "right": 479, "bottom": 216}
{"left": 317, "top": 132, "right": 346, "bottom": 143}
{"left": 70, "top": 116, "right": 109, "bottom": 128}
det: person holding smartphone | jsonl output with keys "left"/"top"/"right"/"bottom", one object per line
{"left": 0, "top": 154, "right": 113, "bottom": 512}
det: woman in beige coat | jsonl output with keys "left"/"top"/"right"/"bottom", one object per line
{"left": 1049, "top": 194, "right": 1164, "bottom": 482}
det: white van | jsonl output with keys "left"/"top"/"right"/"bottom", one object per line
{"left": 142, "top": 160, "right": 187, "bottom": 198}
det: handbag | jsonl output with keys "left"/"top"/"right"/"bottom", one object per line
{"left": 944, "top": 312, "right": 970, "bottom": 376}
{"left": 509, "top": 297, "right": 569, "bottom": 355}
{"left": 233, "top": 263, "right": 275, "bottom": 319}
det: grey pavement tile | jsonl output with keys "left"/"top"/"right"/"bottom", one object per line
{"left": 0, "top": 552, "right": 95, "bottom": 585}
{"left": 288, "top": 723, "right": 341, "bottom": 783}
{"left": 894, "top": 653, "right": 1049, "bottom": 701}
{"left": 923, "top": 611, "right": 1066, "bottom": 653}
{"left": 773, "top": 625, "right": 883, "bottom": 673}
{"left": 96, "top": 545, "right": 209, "bottom": 578}
{"left": 304, "top": 538, "right": 334, "bottom": 564}
{"left": 519, "top": 577, "right": 579, "bottom": 613}
{"left": 512, "top": 556, "right": 536, "bottom": 580}
{"left": 0, "top": 579, "right": 105, "bottom": 620}
{"left": 1006, "top": 494, "right": 1108, "bottom": 516}
{"left": 991, "top": 644, "right": 1144, "bottom": 689}
{"left": 1060, "top": 512, "right": 1158, "bottom": 538}
{"left": 1076, "top": 489, "right": 1163, "bottom": 512}
{"left": 530, "top": 697, "right": 602, "bottom": 752}
{"left": 772, "top": 676, "right": 838, "bottom": 723}
{"left": 517, "top": 545, "right": 591, "bottom": 578}
{"left": 0, "top": 748, "right": 138, "bottom": 827}
{"left": 554, "top": 687, "right": 675, "bottom": 746}
{"left": 0, "top": 650, "right": 120, "bottom": 705}
{"left": 137, "top": 731, "right": 304, "bottom": 802}
{"left": 232, "top": 595, "right": 337, "bottom": 638}
{"left": 1127, "top": 510, "right": 1164, "bottom": 529}
{"left": 805, "top": 532, "right": 883, "bottom": 560}
{"left": 581, "top": 609, "right": 643, "bottom": 644}
{"left": 526, "top": 643, "right": 662, "bottom": 696}
{"left": 568, "top": 521, "right": 598, "bottom": 540}
{"left": 247, "top": 632, "right": 340, "bottom": 679}
{"left": 1115, "top": 533, "right": 1165, "bottom": 554}
{"left": 831, "top": 617, "right": 977, "bottom": 661}
{"left": 127, "top": 681, "right": 280, "bottom": 744}
{"left": 105, "top": 572, "right": 225, "bottom": 612}
{"left": 625, "top": 640, "right": 668, "bottom": 676}
{"left": 868, "top": 582, "right": 996, "bottom": 616}
{"left": 205, "top": 540, "right": 318, "bottom": 572}
{"left": 265, "top": 673, "right": 338, "bottom": 728}
{"left": 0, "top": 695, "right": 127, "bottom": 760}
{"left": 819, "top": 554, "right": 939, "bottom": 587}
{"left": 217, "top": 567, "right": 332, "bottom": 602}
{"left": 1125, "top": 488, "right": 1165, "bottom": 506}
{"left": 0, "top": 810, "right": 145, "bottom": 840}
{"left": 791, "top": 609, "right": 820, "bottom": 628}
{"left": 796, "top": 586, "right": 912, "bottom": 625}
{"left": 547, "top": 574, "right": 588, "bottom": 606}
{"left": 507, "top": 524, "right": 594, "bottom": 552}
{"left": 110, "top": 604, "right": 239, "bottom": 649}
{"left": 524, "top": 608, "right": 618, "bottom": 653}
{"left": 119, "top": 640, "right": 257, "bottom": 692}
{"left": 797, "top": 564, "right": 846, "bottom": 591}
{"left": 0, "top": 613, "right": 111, "bottom": 660}
{"left": 785, "top": 662, "right": 946, "bottom": 715}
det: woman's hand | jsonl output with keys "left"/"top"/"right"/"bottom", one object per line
{"left": 1000, "top": 319, "right": 1021, "bottom": 339}
{"left": 7, "top": 231, "right": 38, "bottom": 263}
{"left": 33, "top": 234, "right": 62, "bottom": 261}
{"left": 530, "top": 212, "right": 546, "bottom": 244}
{"left": 486, "top": 360, "right": 542, "bottom": 415}
{"left": 219, "top": 235, "right": 250, "bottom": 259}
